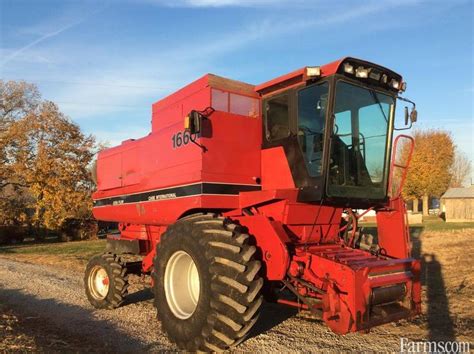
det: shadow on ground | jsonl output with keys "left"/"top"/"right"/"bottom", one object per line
{"left": 410, "top": 227, "right": 456, "bottom": 342}
{"left": 123, "top": 287, "right": 154, "bottom": 306}
{"left": 246, "top": 301, "right": 298, "bottom": 341}
{"left": 0, "top": 288, "right": 149, "bottom": 351}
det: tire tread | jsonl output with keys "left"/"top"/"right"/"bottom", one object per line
{"left": 153, "top": 212, "right": 263, "bottom": 351}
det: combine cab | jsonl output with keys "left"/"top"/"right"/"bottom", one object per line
{"left": 85, "top": 57, "right": 420, "bottom": 351}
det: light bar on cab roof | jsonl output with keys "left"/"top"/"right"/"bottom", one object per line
{"left": 341, "top": 61, "right": 406, "bottom": 92}
{"left": 306, "top": 66, "right": 321, "bottom": 77}
{"left": 390, "top": 79, "right": 400, "bottom": 90}
{"left": 355, "top": 66, "right": 369, "bottom": 78}
{"left": 343, "top": 63, "right": 354, "bottom": 74}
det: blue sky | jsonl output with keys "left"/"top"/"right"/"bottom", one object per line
{"left": 1, "top": 0, "right": 472, "bottom": 174}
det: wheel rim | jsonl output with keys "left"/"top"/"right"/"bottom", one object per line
{"left": 89, "top": 265, "right": 110, "bottom": 300}
{"left": 164, "top": 250, "right": 200, "bottom": 319}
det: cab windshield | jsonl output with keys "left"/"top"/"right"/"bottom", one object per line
{"left": 327, "top": 81, "right": 394, "bottom": 199}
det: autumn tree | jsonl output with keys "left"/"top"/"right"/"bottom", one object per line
{"left": 402, "top": 130, "right": 455, "bottom": 215}
{"left": 0, "top": 81, "right": 41, "bottom": 225}
{"left": 0, "top": 81, "right": 40, "bottom": 191}
{"left": 0, "top": 80, "right": 40, "bottom": 127}
{"left": 1, "top": 80, "right": 96, "bottom": 233}
{"left": 449, "top": 148, "right": 472, "bottom": 187}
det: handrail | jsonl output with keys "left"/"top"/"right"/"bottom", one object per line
{"left": 388, "top": 134, "right": 415, "bottom": 199}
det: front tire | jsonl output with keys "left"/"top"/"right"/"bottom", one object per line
{"left": 84, "top": 253, "right": 129, "bottom": 309}
{"left": 153, "top": 213, "right": 263, "bottom": 351}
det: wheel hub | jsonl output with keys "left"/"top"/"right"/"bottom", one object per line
{"left": 89, "top": 265, "right": 110, "bottom": 300}
{"left": 164, "top": 250, "right": 200, "bottom": 319}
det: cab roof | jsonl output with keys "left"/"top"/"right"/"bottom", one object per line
{"left": 152, "top": 57, "right": 403, "bottom": 110}
{"left": 255, "top": 57, "right": 403, "bottom": 96}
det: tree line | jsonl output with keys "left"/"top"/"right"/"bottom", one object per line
{"left": 1, "top": 80, "right": 97, "bottom": 237}
{"left": 401, "top": 130, "right": 471, "bottom": 215}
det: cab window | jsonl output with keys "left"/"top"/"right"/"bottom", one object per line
{"left": 211, "top": 89, "right": 259, "bottom": 117}
{"left": 265, "top": 94, "right": 290, "bottom": 141}
{"left": 297, "top": 82, "right": 329, "bottom": 176}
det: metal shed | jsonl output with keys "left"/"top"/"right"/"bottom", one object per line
{"left": 440, "top": 186, "right": 474, "bottom": 222}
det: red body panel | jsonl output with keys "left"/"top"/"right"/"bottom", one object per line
{"left": 93, "top": 75, "right": 262, "bottom": 224}
{"left": 299, "top": 245, "right": 420, "bottom": 333}
{"left": 261, "top": 148, "right": 295, "bottom": 190}
{"left": 254, "top": 58, "right": 345, "bottom": 94}
{"left": 233, "top": 214, "right": 290, "bottom": 280}
{"left": 377, "top": 198, "right": 412, "bottom": 259}
{"left": 92, "top": 58, "right": 420, "bottom": 335}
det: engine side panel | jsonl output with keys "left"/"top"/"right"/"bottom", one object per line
{"left": 93, "top": 76, "right": 262, "bottom": 225}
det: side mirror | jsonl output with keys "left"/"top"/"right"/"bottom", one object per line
{"left": 404, "top": 106, "right": 418, "bottom": 126}
{"left": 184, "top": 110, "right": 203, "bottom": 134}
{"left": 396, "top": 96, "right": 417, "bottom": 131}
{"left": 410, "top": 108, "right": 418, "bottom": 123}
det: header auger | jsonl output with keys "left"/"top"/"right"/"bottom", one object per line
{"left": 85, "top": 57, "right": 420, "bottom": 351}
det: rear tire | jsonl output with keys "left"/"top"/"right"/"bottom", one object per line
{"left": 153, "top": 213, "right": 263, "bottom": 351}
{"left": 84, "top": 254, "right": 129, "bottom": 309}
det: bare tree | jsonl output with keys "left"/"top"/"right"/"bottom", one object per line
{"left": 1, "top": 81, "right": 41, "bottom": 191}
{"left": 0, "top": 80, "right": 40, "bottom": 128}
{"left": 450, "top": 148, "right": 472, "bottom": 187}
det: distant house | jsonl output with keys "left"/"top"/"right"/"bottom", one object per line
{"left": 440, "top": 186, "right": 474, "bottom": 222}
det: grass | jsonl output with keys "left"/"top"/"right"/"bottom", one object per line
{"left": 412, "top": 215, "right": 474, "bottom": 231}
{"left": 0, "top": 239, "right": 105, "bottom": 257}
{"left": 360, "top": 214, "right": 474, "bottom": 232}
{"left": 0, "top": 239, "right": 106, "bottom": 271}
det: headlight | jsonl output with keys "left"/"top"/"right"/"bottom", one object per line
{"left": 343, "top": 63, "right": 354, "bottom": 74}
{"left": 400, "top": 81, "right": 407, "bottom": 92}
{"left": 306, "top": 66, "right": 321, "bottom": 77}
{"left": 390, "top": 79, "right": 400, "bottom": 90}
{"left": 355, "top": 66, "right": 369, "bottom": 78}
{"left": 369, "top": 71, "right": 381, "bottom": 81}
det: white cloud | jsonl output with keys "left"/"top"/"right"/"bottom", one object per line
{"left": 144, "top": 0, "right": 308, "bottom": 7}
{"left": 52, "top": 77, "right": 164, "bottom": 119}
{"left": 46, "top": 55, "right": 205, "bottom": 120}
{"left": 1, "top": 3, "right": 108, "bottom": 66}
{"left": 3, "top": 0, "right": 422, "bottom": 124}
{"left": 91, "top": 126, "right": 151, "bottom": 147}
{"left": 142, "top": 0, "right": 421, "bottom": 9}
{"left": 1, "top": 22, "right": 81, "bottom": 66}
{"left": 0, "top": 48, "right": 54, "bottom": 65}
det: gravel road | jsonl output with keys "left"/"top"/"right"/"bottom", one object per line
{"left": 0, "top": 256, "right": 431, "bottom": 352}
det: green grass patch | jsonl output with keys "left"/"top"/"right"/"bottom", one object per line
{"left": 419, "top": 220, "right": 474, "bottom": 231}
{"left": 0, "top": 239, "right": 106, "bottom": 261}
{"left": 410, "top": 215, "right": 474, "bottom": 231}
{"left": 360, "top": 215, "right": 474, "bottom": 232}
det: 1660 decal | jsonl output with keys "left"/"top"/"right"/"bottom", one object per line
{"left": 171, "top": 131, "right": 199, "bottom": 149}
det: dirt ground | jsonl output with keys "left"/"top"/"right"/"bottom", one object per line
{"left": 0, "top": 228, "right": 473, "bottom": 352}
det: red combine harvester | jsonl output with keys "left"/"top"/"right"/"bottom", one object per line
{"left": 85, "top": 57, "right": 420, "bottom": 351}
